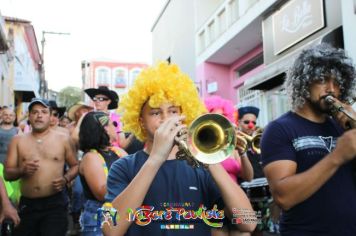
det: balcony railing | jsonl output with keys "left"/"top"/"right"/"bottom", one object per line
{"left": 196, "top": 0, "right": 259, "bottom": 55}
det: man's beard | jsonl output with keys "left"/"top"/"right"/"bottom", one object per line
{"left": 307, "top": 97, "right": 332, "bottom": 115}
{"left": 1, "top": 120, "right": 13, "bottom": 125}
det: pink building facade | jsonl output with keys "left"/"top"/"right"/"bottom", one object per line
{"left": 153, "top": 0, "right": 352, "bottom": 126}
{"left": 197, "top": 45, "right": 263, "bottom": 103}
{"left": 81, "top": 60, "right": 148, "bottom": 104}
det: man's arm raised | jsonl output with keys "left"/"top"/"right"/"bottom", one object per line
{"left": 105, "top": 116, "right": 185, "bottom": 235}
{"left": 209, "top": 163, "right": 257, "bottom": 232}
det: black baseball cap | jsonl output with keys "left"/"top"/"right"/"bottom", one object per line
{"left": 28, "top": 98, "right": 50, "bottom": 111}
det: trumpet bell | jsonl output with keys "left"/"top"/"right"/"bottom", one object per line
{"left": 187, "top": 114, "right": 236, "bottom": 165}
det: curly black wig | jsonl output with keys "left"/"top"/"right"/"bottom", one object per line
{"left": 284, "top": 43, "right": 356, "bottom": 110}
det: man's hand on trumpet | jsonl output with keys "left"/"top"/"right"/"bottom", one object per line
{"left": 325, "top": 96, "right": 356, "bottom": 130}
{"left": 235, "top": 130, "right": 249, "bottom": 156}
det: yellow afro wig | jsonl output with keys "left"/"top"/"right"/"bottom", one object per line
{"left": 119, "top": 62, "right": 207, "bottom": 142}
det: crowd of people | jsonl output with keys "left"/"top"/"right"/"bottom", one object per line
{"left": 0, "top": 43, "right": 355, "bottom": 236}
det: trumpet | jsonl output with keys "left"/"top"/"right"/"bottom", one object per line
{"left": 325, "top": 95, "right": 356, "bottom": 129}
{"left": 176, "top": 113, "right": 236, "bottom": 167}
{"left": 236, "top": 128, "right": 262, "bottom": 155}
{"left": 325, "top": 96, "right": 356, "bottom": 180}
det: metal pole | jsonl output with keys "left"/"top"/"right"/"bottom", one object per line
{"left": 40, "top": 31, "right": 70, "bottom": 98}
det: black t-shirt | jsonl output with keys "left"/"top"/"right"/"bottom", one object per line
{"left": 261, "top": 112, "right": 356, "bottom": 236}
{"left": 106, "top": 150, "right": 224, "bottom": 236}
{"left": 246, "top": 150, "right": 264, "bottom": 179}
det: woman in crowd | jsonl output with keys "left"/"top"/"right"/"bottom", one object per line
{"left": 78, "top": 111, "right": 127, "bottom": 235}
{"left": 205, "top": 95, "right": 254, "bottom": 183}
{"left": 205, "top": 95, "right": 254, "bottom": 236}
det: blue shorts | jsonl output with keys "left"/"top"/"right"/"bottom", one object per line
{"left": 80, "top": 199, "right": 103, "bottom": 236}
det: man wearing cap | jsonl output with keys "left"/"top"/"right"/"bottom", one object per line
{"left": 237, "top": 106, "right": 264, "bottom": 177}
{"left": 238, "top": 106, "right": 280, "bottom": 235}
{"left": 4, "top": 98, "right": 79, "bottom": 236}
{"left": 238, "top": 106, "right": 260, "bottom": 136}
{"left": 237, "top": 106, "right": 265, "bottom": 179}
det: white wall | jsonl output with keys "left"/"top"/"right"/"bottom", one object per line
{"left": 152, "top": 0, "right": 196, "bottom": 81}
{"left": 13, "top": 33, "right": 40, "bottom": 95}
{"left": 0, "top": 55, "right": 12, "bottom": 106}
{"left": 195, "top": 0, "right": 225, "bottom": 30}
{"left": 342, "top": 0, "right": 356, "bottom": 64}
{"left": 0, "top": 12, "right": 12, "bottom": 106}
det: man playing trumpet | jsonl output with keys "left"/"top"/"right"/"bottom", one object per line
{"left": 236, "top": 106, "right": 281, "bottom": 235}
{"left": 261, "top": 43, "right": 356, "bottom": 236}
{"left": 104, "top": 62, "right": 256, "bottom": 235}
{"left": 237, "top": 106, "right": 264, "bottom": 179}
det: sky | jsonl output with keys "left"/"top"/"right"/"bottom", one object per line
{"left": 1, "top": 0, "right": 167, "bottom": 91}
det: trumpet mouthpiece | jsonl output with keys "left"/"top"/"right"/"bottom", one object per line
{"left": 325, "top": 96, "right": 334, "bottom": 104}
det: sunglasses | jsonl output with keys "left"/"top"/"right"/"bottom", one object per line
{"left": 242, "top": 120, "right": 256, "bottom": 125}
{"left": 93, "top": 97, "right": 109, "bottom": 102}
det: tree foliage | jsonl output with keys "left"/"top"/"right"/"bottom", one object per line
{"left": 57, "top": 86, "right": 82, "bottom": 108}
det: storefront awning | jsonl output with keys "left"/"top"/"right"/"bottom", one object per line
{"left": 14, "top": 83, "right": 40, "bottom": 102}
{"left": 246, "top": 27, "right": 342, "bottom": 90}
{"left": 14, "top": 90, "right": 37, "bottom": 102}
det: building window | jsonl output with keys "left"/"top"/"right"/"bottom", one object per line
{"left": 198, "top": 30, "right": 206, "bottom": 54}
{"left": 207, "top": 20, "right": 216, "bottom": 45}
{"left": 113, "top": 68, "right": 127, "bottom": 88}
{"left": 218, "top": 9, "right": 227, "bottom": 34}
{"left": 238, "top": 85, "right": 289, "bottom": 127}
{"left": 235, "top": 53, "right": 263, "bottom": 78}
{"left": 129, "top": 68, "right": 141, "bottom": 87}
{"left": 96, "top": 68, "right": 110, "bottom": 86}
{"left": 265, "top": 87, "right": 289, "bottom": 122}
{"left": 229, "top": 0, "right": 239, "bottom": 23}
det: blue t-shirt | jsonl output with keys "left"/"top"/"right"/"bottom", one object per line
{"left": 0, "top": 127, "right": 18, "bottom": 164}
{"left": 105, "top": 150, "right": 224, "bottom": 236}
{"left": 261, "top": 112, "right": 356, "bottom": 236}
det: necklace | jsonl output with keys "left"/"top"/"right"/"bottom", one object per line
{"left": 32, "top": 130, "right": 50, "bottom": 144}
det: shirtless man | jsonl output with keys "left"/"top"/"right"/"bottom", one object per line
{"left": 4, "top": 98, "right": 79, "bottom": 236}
